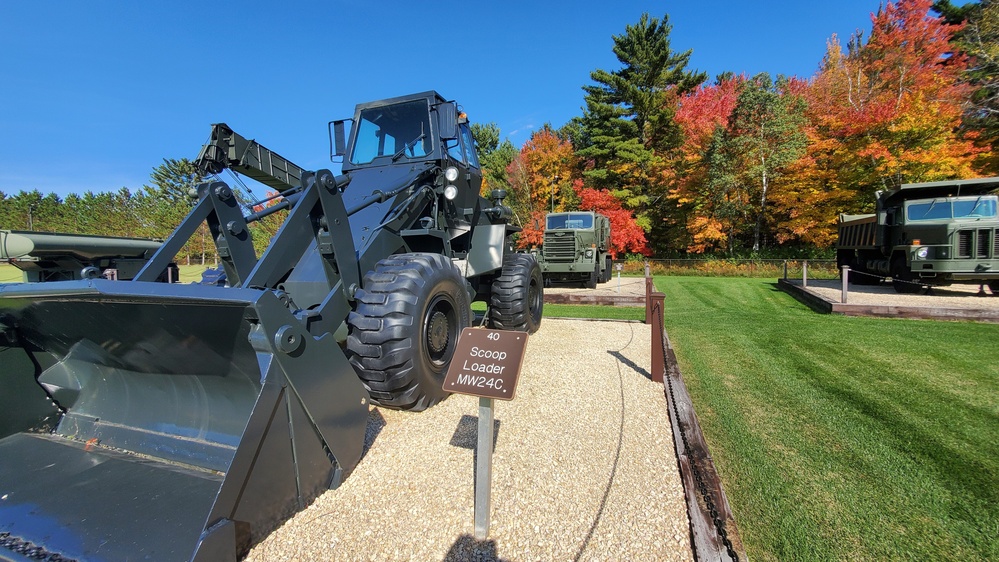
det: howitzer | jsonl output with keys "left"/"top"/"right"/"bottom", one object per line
{"left": 0, "top": 230, "right": 175, "bottom": 281}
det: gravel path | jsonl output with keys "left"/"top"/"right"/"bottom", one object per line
{"left": 793, "top": 278, "right": 999, "bottom": 309}
{"left": 246, "top": 319, "right": 692, "bottom": 562}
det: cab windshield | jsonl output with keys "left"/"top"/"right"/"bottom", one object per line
{"left": 350, "top": 100, "right": 433, "bottom": 165}
{"left": 547, "top": 213, "right": 594, "bottom": 230}
{"left": 906, "top": 196, "right": 999, "bottom": 221}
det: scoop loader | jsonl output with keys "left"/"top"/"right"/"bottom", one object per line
{"left": 0, "top": 91, "right": 542, "bottom": 562}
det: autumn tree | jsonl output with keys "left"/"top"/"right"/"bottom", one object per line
{"left": 809, "top": 0, "right": 982, "bottom": 197}
{"left": 505, "top": 126, "right": 579, "bottom": 247}
{"left": 669, "top": 75, "right": 744, "bottom": 252}
{"left": 727, "top": 73, "right": 808, "bottom": 251}
{"left": 575, "top": 183, "right": 650, "bottom": 257}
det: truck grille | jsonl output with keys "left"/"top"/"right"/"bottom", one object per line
{"left": 956, "top": 229, "right": 996, "bottom": 258}
{"left": 543, "top": 233, "right": 576, "bottom": 262}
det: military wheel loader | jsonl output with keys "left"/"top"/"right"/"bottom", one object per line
{"left": 0, "top": 91, "right": 543, "bottom": 562}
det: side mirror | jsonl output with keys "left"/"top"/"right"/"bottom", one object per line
{"left": 437, "top": 102, "right": 458, "bottom": 140}
{"left": 329, "top": 120, "right": 349, "bottom": 158}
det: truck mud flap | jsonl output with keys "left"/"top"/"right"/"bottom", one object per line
{"left": 0, "top": 280, "right": 369, "bottom": 561}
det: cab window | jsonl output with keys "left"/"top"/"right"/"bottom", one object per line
{"left": 460, "top": 124, "right": 480, "bottom": 169}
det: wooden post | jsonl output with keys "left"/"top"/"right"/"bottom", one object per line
{"left": 650, "top": 292, "right": 665, "bottom": 383}
{"left": 802, "top": 260, "right": 808, "bottom": 288}
{"left": 645, "top": 276, "right": 654, "bottom": 324}
{"left": 783, "top": 260, "right": 788, "bottom": 280}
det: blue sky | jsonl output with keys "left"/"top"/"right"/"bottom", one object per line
{"left": 0, "top": 0, "right": 883, "bottom": 200}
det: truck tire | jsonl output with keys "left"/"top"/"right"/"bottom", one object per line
{"left": 839, "top": 250, "right": 880, "bottom": 285}
{"left": 584, "top": 267, "right": 598, "bottom": 289}
{"left": 489, "top": 253, "right": 543, "bottom": 334}
{"left": 346, "top": 253, "right": 470, "bottom": 411}
{"left": 602, "top": 255, "right": 613, "bottom": 283}
{"left": 891, "top": 256, "right": 922, "bottom": 294}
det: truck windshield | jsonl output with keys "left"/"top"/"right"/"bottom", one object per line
{"left": 350, "top": 100, "right": 432, "bottom": 165}
{"left": 547, "top": 213, "right": 594, "bottom": 230}
{"left": 907, "top": 197, "right": 998, "bottom": 221}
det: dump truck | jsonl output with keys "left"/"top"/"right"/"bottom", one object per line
{"left": 532, "top": 211, "right": 611, "bottom": 288}
{"left": 837, "top": 177, "right": 999, "bottom": 293}
{"left": 0, "top": 91, "right": 543, "bottom": 562}
{"left": 0, "top": 230, "right": 177, "bottom": 282}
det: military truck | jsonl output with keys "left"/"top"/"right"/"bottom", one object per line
{"left": 837, "top": 177, "right": 999, "bottom": 293}
{"left": 533, "top": 211, "right": 612, "bottom": 288}
{"left": 0, "top": 229, "right": 177, "bottom": 282}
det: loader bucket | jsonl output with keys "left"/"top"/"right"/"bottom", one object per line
{"left": 0, "top": 279, "right": 369, "bottom": 562}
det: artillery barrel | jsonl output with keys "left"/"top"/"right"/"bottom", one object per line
{"left": 0, "top": 230, "right": 161, "bottom": 261}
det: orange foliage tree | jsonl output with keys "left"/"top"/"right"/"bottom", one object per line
{"left": 768, "top": 0, "right": 989, "bottom": 249}
{"left": 806, "top": 0, "right": 984, "bottom": 195}
{"left": 668, "top": 75, "right": 745, "bottom": 252}
{"left": 505, "top": 126, "right": 579, "bottom": 248}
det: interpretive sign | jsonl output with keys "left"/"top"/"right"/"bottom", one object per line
{"left": 443, "top": 327, "right": 527, "bottom": 400}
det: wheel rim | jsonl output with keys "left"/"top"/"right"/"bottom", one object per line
{"left": 424, "top": 294, "right": 458, "bottom": 367}
{"left": 528, "top": 276, "right": 542, "bottom": 319}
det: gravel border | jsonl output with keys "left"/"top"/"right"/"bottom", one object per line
{"left": 246, "top": 319, "right": 693, "bottom": 562}
{"left": 792, "top": 278, "right": 999, "bottom": 309}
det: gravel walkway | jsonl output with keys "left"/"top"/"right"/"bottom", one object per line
{"left": 247, "top": 319, "right": 693, "bottom": 562}
{"left": 793, "top": 278, "right": 999, "bottom": 309}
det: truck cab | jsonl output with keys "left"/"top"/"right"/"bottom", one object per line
{"left": 534, "top": 211, "right": 611, "bottom": 288}
{"left": 838, "top": 177, "right": 999, "bottom": 293}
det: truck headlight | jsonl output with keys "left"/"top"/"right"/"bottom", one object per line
{"left": 585, "top": 249, "right": 593, "bottom": 258}
{"left": 916, "top": 247, "right": 929, "bottom": 259}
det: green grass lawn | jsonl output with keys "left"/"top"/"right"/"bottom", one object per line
{"left": 656, "top": 276, "right": 998, "bottom": 561}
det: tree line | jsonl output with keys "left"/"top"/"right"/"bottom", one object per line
{"left": 1, "top": 0, "right": 995, "bottom": 262}
{"left": 475, "top": 0, "right": 998, "bottom": 258}
{"left": 0, "top": 158, "right": 285, "bottom": 264}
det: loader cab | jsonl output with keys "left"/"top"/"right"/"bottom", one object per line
{"left": 337, "top": 92, "right": 483, "bottom": 217}
{"left": 348, "top": 99, "right": 435, "bottom": 165}
{"left": 338, "top": 91, "right": 478, "bottom": 176}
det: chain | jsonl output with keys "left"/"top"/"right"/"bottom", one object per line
{"left": 655, "top": 306, "right": 740, "bottom": 562}
{"left": 0, "top": 532, "right": 77, "bottom": 562}
{"left": 846, "top": 269, "right": 928, "bottom": 290}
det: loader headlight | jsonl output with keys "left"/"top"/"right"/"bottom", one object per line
{"left": 445, "top": 166, "right": 459, "bottom": 182}
{"left": 444, "top": 185, "right": 458, "bottom": 200}
{"left": 916, "top": 247, "right": 929, "bottom": 259}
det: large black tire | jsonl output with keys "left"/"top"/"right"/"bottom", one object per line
{"left": 891, "top": 256, "right": 922, "bottom": 294}
{"left": 601, "top": 255, "right": 613, "bottom": 283}
{"left": 838, "top": 249, "right": 877, "bottom": 285}
{"left": 489, "top": 253, "right": 543, "bottom": 334}
{"left": 584, "top": 267, "right": 598, "bottom": 289}
{"left": 346, "top": 253, "right": 471, "bottom": 411}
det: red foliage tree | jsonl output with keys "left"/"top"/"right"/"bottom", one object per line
{"left": 575, "top": 180, "right": 650, "bottom": 257}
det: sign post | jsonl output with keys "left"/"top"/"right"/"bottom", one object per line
{"left": 443, "top": 327, "right": 529, "bottom": 540}
{"left": 475, "top": 396, "right": 494, "bottom": 539}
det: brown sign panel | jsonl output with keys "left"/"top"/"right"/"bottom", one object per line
{"left": 443, "top": 328, "right": 528, "bottom": 400}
